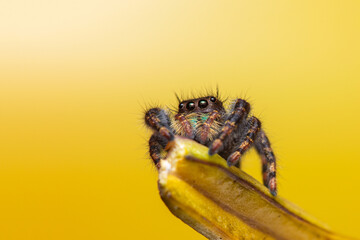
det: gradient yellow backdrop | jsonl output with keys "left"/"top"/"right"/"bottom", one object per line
{"left": 1, "top": 1, "right": 360, "bottom": 239}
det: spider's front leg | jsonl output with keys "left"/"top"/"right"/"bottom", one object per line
{"left": 255, "top": 130, "right": 277, "bottom": 196}
{"left": 145, "top": 108, "right": 174, "bottom": 141}
{"left": 226, "top": 116, "right": 261, "bottom": 167}
{"left": 208, "top": 99, "right": 250, "bottom": 155}
{"left": 145, "top": 108, "right": 174, "bottom": 168}
{"left": 227, "top": 117, "right": 277, "bottom": 196}
{"left": 148, "top": 133, "right": 168, "bottom": 168}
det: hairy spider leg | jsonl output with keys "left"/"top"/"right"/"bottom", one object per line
{"left": 208, "top": 99, "right": 250, "bottom": 155}
{"left": 149, "top": 133, "right": 168, "bottom": 167}
{"left": 255, "top": 130, "right": 277, "bottom": 196}
{"left": 174, "top": 113, "right": 195, "bottom": 138}
{"left": 145, "top": 108, "right": 174, "bottom": 141}
{"left": 227, "top": 116, "right": 261, "bottom": 167}
{"left": 198, "top": 110, "right": 220, "bottom": 145}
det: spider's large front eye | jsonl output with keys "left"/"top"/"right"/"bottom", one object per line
{"left": 198, "top": 100, "right": 208, "bottom": 108}
{"left": 210, "top": 97, "right": 216, "bottom": 102}
{"left": 179, "top": 103, "right": 184, "bottom": 109}
{"left": 186, "top": 102, "right": 195, "bottom": 110}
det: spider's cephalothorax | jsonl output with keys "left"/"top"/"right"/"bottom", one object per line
{"left": 144, "top": 94, "right": 277, "bottom": 196}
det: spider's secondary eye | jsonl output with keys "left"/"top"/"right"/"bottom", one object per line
{"left": 210, "top": 97, "right": 216, "bottom": 102}
{"left": 186, "top": 102, "right": 195, "bottom": 110}
{"left": 179, "top": 103, "right": 184, "bottom": 109}
{"left": 198, "top": 100, "right": 208, "bottom": 108}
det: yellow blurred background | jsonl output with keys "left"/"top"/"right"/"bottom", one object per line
{"left": 1, "top": 1, "right": 360, "bottom": 239}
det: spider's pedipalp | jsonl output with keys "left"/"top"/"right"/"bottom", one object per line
{"left": 198, "top": 110, "right": 221, "bottom": 145}
{"left": 174, "top": 113, "right": 195, "bottom": 138}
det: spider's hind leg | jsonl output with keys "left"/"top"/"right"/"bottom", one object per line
{"left": 255, "top": 130, "right": 277, "bottom": 196}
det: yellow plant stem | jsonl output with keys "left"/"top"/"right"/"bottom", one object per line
{"left": 158, "top": 137, "right": 353, "bottom": 240}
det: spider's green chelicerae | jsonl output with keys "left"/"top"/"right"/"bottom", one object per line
{"left": 144, "top": 93, "right": 277, "bottom": 196}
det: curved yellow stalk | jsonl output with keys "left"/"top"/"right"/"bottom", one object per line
{"left": 158, "top": 137, "right": 355, "bottom": 240}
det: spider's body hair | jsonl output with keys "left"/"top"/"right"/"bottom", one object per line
{"left": 174, "top": 87, "right": 224, "bottom": 105}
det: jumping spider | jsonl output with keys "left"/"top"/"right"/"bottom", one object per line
{"left": 144, "top": 93, "right": 277, "bottom": 196}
